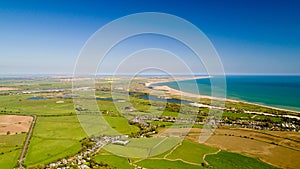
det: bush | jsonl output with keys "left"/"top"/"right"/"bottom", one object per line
{"left": 28, "top": 164, "right": 45, "bottom": 169}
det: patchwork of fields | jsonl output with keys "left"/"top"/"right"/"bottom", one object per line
{"left": 0, "top": 78, "right": 298, "bottom": 168}
{"left": 94, "top": 140, "right": 278, "bottom": 169}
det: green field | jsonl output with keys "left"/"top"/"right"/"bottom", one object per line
{"left": 104, "top": 137, "right": 181, "bottom": 158}
{"left": 0, "top": 94, "right": 75, "bottom": 115}
{"left": 166, "top": 139, "right": 218, "bottom": 164}
{"left": 94, "top": 154, "right": 134, "bottom": 169}
{"left": 24, "top": 116, "right": 87, "bottom": 167}
{"left": 94, "top": 138, "right": 279, "bottom": 169}
{"left": 0, "top": 78, "right": 72, "bottom": 90}
{"left": 137, "top": 159, "right": 201, "bottom": 169}
{"left": 104, "top": 116, "right": 139, "bottom": 135}
{"left": 0, "top": 133, "right": 26, "bottom": 168}
{"left": 222, "top": 111, "right": 283, "bottom": 122}
{"left": 206, "top": 151, "right": 278, "bottom": 169}
{"left": 135, "top": 140, "right": 279, "bottom": 169}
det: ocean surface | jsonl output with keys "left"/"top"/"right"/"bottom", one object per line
{"left": 157, "top": 76, "right": 300, "bottom": 112}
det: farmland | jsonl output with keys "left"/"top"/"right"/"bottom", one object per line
{"left": 0, "top": 133, "right": 26, "bottom": 168}
{"left": 93, "top": 139, "right": 277, "bottom": 169}
{"left": 94, "top": 154, "right": 133, "bottom": 169}
{"left": 0, "top": 115, "right": 33, "bottom": 135}
{"left": 187, "top": 128, "right": 300, "bottom": 169}
{"left": 0, "top": 76, "right": 299, "bottom": 168}
{"left": 24, "top": 116, "right": 87, "bottom": 167}
{"left": 205, "top": 151, "right": 278, "bottom": 169}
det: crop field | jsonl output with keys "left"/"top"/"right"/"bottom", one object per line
{"left": 187, "top": 128, "right": 300, "bottom": 169}
{"left": 0, "top": 115, "right": 32, "bottom": 135}
{"left": 95, "top": 137, "right": 278, "bottom": 169}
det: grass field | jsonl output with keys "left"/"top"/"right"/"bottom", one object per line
{"left": 0, "top": 133, "right": 26, "bottom": 168}
{"left": 148, "top": 139, "right": 279, "bottom": 168}
{"left": 0, "top": 78, "right": 72, "bottom": 90}
{"left": 0, "top": 94, "right": 140, "bottom": 167}
{"left": 24, "top": 116, "right": 87, "bottom": 167}
{"left": 94, "top": 154, "right": 134, "bottom": 169}
{"left": 104, "top": 137, "right": 181, "bottom": 158}
{"left": 0, "top": 94, "right": 75, "bottom": 115}
{"left": 104, "top": 116, "right": 139, "bottom": 135}
{"left": 95, "top": 138, "right": 279, "bottom": 169}
{"left": 21, "top": 109, "right": 139, "bottom": 167}
{"left": 206, "top": 151, "right": 278, "bottom": 169}
{"left": 137, "top": 159, "right": 201, "bottom": 169}
{"left": 166, "top": 139, "right": 218, "bottom": 164}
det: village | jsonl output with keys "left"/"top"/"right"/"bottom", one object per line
{"left": 45, "top": 135, "right": 130, "bottom": 169}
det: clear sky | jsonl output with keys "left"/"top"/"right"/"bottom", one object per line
{"left": 0, "top": 0, "right": 299, "bottom": 75}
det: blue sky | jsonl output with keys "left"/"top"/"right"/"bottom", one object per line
{"left": 0, "top": 0, "right": 299, "bottom": 75}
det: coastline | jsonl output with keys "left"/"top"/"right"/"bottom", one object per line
{"left": 146, "top": 76, "right": 300, "bottom": 114}
{"left": 144, "top": 76, "right": 211, "bottom": 87}
{"left": 0, "top": 87, "right": 20, "bottom": 91}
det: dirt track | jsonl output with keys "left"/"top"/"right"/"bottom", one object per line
{"left": 18, "top": 115, "right": 36, "bottom": 169}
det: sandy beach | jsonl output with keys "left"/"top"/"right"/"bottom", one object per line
{"left": 148, "top": 76, "right": 300, "bottom": 114}
{"left": 0, "top": 87, "right": 20, "bottom": 91}
{"left": 144, "top": 76, "right": 211, "bottom": 87}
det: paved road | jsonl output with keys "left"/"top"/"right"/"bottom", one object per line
{"left": 18, "top": 115, "right": 36, "bottom": 169}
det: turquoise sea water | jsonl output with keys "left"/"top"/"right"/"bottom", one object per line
{"left": 157, "top": 76, "right": 300, "bottom": 112}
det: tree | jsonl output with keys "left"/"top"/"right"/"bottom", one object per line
{"left": 6, "top": 131, "right": 10, "bottom": 135}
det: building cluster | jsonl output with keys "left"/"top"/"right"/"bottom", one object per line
{"left": 45, "top": 135, "right": 129, "bottom": 169}
{"left": 130, "top": 111, "right": 300, "bottom": 133}
{"left": 219, "top": 118, "right": 299, "bottom": 132}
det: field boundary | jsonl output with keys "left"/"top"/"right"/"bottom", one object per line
{"left": 18, "top": 115, "right": 36, "bottom": 168}
{"left": 202, "top": 149, "right": 221, "bottom": 165}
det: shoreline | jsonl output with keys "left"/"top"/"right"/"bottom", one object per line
{"left": 0, "top": 87, "right": 20, "bottom": 91}
{"left": 147, "top": 76, "right": 300, "bottom": 114}
{"left": 144, "top": 75, "right": 211, "bottom": 87}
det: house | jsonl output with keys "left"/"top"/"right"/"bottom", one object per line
{"left": 112, "top": 140, "right": 130, "bottom": 146}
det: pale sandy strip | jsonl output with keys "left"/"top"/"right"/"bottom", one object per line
{"left": 148, "top": 77, "right": 300, "bottom": 114}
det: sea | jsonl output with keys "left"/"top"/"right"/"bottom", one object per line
{"left": 157, "top": 76, "right": 300, "bottom": 112}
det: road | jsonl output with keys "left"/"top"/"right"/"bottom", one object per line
{"left": 18, "top": 115, "right": 36, "bottom": 169}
